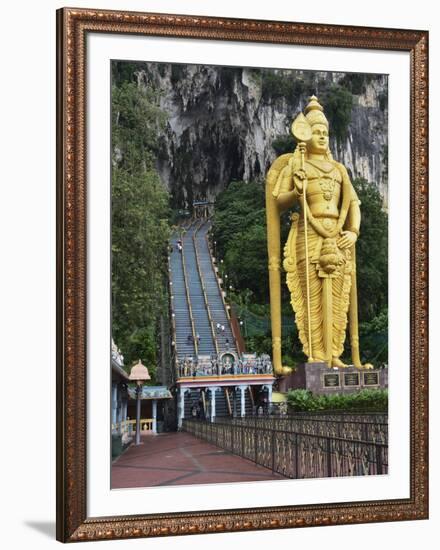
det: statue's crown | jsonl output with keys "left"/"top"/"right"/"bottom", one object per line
{"left": 305, "top": 95, "right": 328, "bottom": 128}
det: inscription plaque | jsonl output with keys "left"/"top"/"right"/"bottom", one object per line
{"left": 344, "top": 372, "right": 360, "bottom": 387}
{"left": 323, "top": 373, "right": 340, "bottom": 388}
{"left": 363, "top": 371, "right": 380, "bottom": 386}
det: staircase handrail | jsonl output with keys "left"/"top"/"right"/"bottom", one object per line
{"left": 180, "top": 222, "right": 198, "bottom": 356}
{"left": 248, "top": 386, "right": 255, "bottom": 407}
{"left": 204, "top": 225, "right": 240, "bottom": 351}
{"left": 193, "top": 220, "right": 219, "bottom": 355}
{"left": 224, "top": 387, "right": 232, "bottom": 416}
{"left": 201, "top": 389, "right": 207, "bottom": 417}
{"left": 167, "top": 248, "right": 179, "bottom": 379}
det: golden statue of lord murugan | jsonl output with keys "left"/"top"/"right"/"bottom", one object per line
{"left": 266, "top": 95, "right": 372, "bottom": 375}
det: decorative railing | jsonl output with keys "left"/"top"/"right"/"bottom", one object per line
{"left": 214, "top": 415, "right": 388, "bottom": 444}
{"left": 269, "top": 410, "right": 389, "bottom": 424}
{"left": 139, "top": 419, "right": 155, "bottom": 432}
{"left": 112, "top": 418, "right": 155, "bottom": 436}
{"left": 183, "top": 418, "right": 388, "bottom": 478}
{"left": 112, "top": 420, "right": 128, "bottom": 435}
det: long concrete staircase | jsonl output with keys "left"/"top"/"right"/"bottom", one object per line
{"left": 170, "top": 219, "right": 237, "bottom": 362}
{"left": 183, "top": 223, "right": 217, "bottom": 355}
{"left": 170, "top": 231, "right": 196, "bottom": 359}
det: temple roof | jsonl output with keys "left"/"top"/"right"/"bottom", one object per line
{"left": 127, "top": 386, "right": 173, "bottom": 400}
{"left": 111, "top": 359, "right": 130, "bottom": 381}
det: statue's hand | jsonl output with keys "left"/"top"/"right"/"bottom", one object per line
{"left": 337, "top": 231, "right": 357, "bottom": 249}
{"left": 297, "top": 142, "right": 307, "bottom": 155}
{"left": 293, "top": 169, "right": 307, "bottom": 194}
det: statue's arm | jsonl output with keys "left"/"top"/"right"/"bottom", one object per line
{"left": 336, "top": 164, "right": 361, "bottom": 250}
{"left": 275, "top": 161, "right": 300, "bottom": 212}
{"left": 336, "top": 162, "right": 361, "bottom": 235}
{"left": 345, "top": 183, "right": 361, "bottom": 236}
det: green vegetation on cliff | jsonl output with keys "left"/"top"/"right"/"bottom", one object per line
{"left": 323, "top": 84, "right": 353, "bottom": 145}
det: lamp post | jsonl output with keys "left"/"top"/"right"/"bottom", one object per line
{"left": 129, "top": 359, "right": 151, "bottom": 445}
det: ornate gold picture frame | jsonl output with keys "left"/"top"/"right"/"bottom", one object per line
{"left": 56, "top": 7, "right": 428, "bottom": 543}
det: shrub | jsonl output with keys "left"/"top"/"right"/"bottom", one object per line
{"left": 286, "top": 388, "right": 388, "bottom": 412}
{"left": 286, "top": 389, "right": 318, "bottom": 411}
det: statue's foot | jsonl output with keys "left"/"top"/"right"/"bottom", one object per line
{"left": 353, "top": 362, "right": 374, "bottom": 370}
{"left": 332, "top": 357, "right": 349, "bottom": 368}
{"left": 308, "top": 351, "right": 327, "bottom": 363}
{"left": 274, "top": 365, "right": 293, "bottom": 376}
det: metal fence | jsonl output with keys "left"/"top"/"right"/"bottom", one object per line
{"left": 183, "top": 418, "right": 388, "bottom": 479}
{"left": 269, "top": 406, "right": 388, "bottom": 423}
{"left": 217, "top": 415, "right": 388, "bottom": 444}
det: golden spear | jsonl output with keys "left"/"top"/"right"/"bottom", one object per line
{"left": 291, "top": 113, "right": 314, "bottom": 362}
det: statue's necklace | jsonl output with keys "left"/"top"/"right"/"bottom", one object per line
{"left": 306, "top": 160, "right": 337, "bottom": 202}
{"left": 320, "top": 176, "right": 336, "bottom": 201}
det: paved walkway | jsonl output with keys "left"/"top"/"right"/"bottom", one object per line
{"left": 111, "top": 432, "right": 284, "bottom": 488}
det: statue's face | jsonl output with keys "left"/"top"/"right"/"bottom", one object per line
{"left": 308, "top": 123, "right": 329, "bottom": 154}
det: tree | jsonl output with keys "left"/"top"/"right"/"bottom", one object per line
{"left": 225, "top": 222, "right": 269, "bottom": 302}
{"left": 112, "top": 168, "right": 171, "bottom": 375}
{"left": 212, "top": 180, "right": 265, "bottom": 256}
{"left": 353, "top": 177, "right": 388, "bottom": 322}
{"left": 111, "top": 64, "right": 171, "bottom": 379}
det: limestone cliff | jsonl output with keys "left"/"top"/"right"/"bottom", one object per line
{"left": 115, "top": 62, "right": 388, "bottom": 209}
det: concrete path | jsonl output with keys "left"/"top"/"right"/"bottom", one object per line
{"left": 111, "top": 431, "right": 284, "bottom": 488}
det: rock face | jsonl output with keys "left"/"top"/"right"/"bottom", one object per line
{"left": 125, "top": 63, "right": 388, "bottom": 208}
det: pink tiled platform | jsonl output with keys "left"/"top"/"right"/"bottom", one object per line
{"left": 111, "top": 431, "right": 284, "bottom": 488}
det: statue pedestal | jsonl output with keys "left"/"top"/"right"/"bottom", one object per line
{"left": 278, "top": 362, "right": 388, "bottom": 395}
